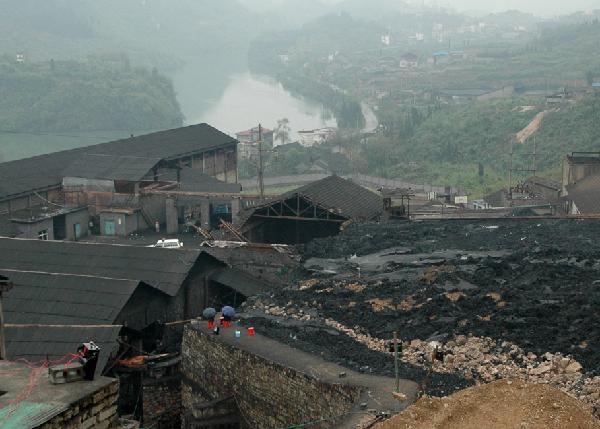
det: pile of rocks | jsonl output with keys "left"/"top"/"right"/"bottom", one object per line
{"left": 243, "top": 297, "right": 600, "bottom": 415}
{"left": 340, "top": 326, "right": 600, "bottom": 415}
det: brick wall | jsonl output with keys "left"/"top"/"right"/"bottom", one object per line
{"left": 38, "top": 379, "right": 120, "bottom": 429}
{"left": 181, "top": 325, "right": 360, "bottom": 429}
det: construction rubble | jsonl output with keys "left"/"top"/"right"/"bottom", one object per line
{"left": 239, "top": 220, "right": 600, "bottom": 417}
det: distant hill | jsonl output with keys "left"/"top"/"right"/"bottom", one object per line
{"left": 0, "top": 56, "right": 183, "bottom": 133}
{"left": 0, "top": 0, "right": 258, "bottom": 67}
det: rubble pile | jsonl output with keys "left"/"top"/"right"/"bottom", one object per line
{"left": 402, "top": 336, "right": 600, "bottom": 412}
{"left": 242, "top": 220, "right": 600, "bottom": 413}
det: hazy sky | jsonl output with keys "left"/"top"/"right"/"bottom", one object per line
{"left": 427, "top": 0, "right": 600, "bottom": 16}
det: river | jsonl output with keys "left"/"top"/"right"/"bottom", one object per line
{"left": 173, "top": 59, "right": 336, "bottom": 141}
{"left": 0, "top": 60, "right": 339, "bottom": 162}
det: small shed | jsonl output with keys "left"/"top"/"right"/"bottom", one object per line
{"left": 237, "top": 175, "right": 382, "bottom": 244}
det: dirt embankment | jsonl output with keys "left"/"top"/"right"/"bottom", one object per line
{"left": 374, "top": 379, "right": 600, "bottom": 429}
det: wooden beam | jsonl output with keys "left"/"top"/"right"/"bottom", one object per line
{"left": 282, "top": 199, "right": 299, "bottom": 216}
{"left": 141, "top": 189, "right": 264, "bottom": 199}
{"left": 0, "top": 280, "right": 12, "bottom": 360}
{"left": 252, "top": 214, "right": 346, "bottom": 222}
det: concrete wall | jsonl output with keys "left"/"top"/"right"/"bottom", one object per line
{"left": 14, "top": 218, "right": 54, "bottom": 240}
{"left": 563, "top": 158, "right": 600, "bottom": 192}
{"left": 38, "top": 379, "right": 120, "bottom": 429}
{"left": 181, "top": 325, "right": 360, "bottom": 429}
{"left": 65, "top": 209, "right": 90, "bottom": 241}
{"left": 99, "top": 212, "right": 139, "bottom": 237}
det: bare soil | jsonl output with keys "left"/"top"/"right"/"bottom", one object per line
{"left": 375, "top": 379, "right": 600, "bottom": 429}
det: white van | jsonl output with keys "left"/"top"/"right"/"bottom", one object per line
{"left": 149, "top": 239, "right": 183, "bottom": 249}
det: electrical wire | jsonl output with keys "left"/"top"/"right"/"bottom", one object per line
{"left": 0, "top": 353, "right": 83, "bottom": 425}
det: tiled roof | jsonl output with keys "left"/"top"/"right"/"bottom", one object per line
{"left": 0, "top": 238, "right": 201, "bottom": 296}
{"left": 63, "top": 154, "right": 161, "bottom": 182}
{"left": 237, "top": 175, "right": 382, "bottom": 226}
{"left": 282, "top": 175, "right": 382, "bottom": 220}
{"left": 1, "top": 270, "right": 142, "bottom": 325}
{"left": 0, "top": 123, "right": 236, "bottom": 200}
{"left": 5, "top": 325, "right": 121, "bottom": 377}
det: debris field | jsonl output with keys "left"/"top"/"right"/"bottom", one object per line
{"left": 240, "top": 220, "right": 600, "bottom": 414}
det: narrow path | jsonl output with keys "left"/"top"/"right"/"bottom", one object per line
{"left": 516, "top": 109, "right": 555, "bottom": 144}
{"left": 361, "top": 102, "right": 379, "bottom": 134}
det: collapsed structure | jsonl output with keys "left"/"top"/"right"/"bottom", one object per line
{"left": 237, "top": 175, "right": 383, "bottom": 244}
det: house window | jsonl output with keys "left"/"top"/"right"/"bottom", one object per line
{"left": 38, "top": 230, "right": 49, "bottom": 240}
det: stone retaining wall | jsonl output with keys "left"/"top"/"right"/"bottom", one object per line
{"left": 181, "top": 325, "right": 361, "bottom": 429}
{"left": 38, "top": 379, "right": 119, "bottom": 429}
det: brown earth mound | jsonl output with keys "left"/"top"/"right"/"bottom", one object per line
{"left": 375, "top": 379, "right": 600, "bottom": 429}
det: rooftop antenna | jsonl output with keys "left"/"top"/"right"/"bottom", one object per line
{"left": 257, "top": 123, "right": 265, "bottom": 200}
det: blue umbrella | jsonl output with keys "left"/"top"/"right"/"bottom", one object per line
{"left": 202, "top": 307, "right": 216, "bottom": 320}
{"left": 222, "top": 306, "right": 235, "bottom": 319}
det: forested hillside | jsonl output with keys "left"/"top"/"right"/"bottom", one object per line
{"left": 0, "top": 56, "right": 183, "bottom": 132}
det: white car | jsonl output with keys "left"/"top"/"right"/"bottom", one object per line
{"left": 149, "top": 239, "right": 183, "bottom": 249}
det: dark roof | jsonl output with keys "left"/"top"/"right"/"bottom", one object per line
{"left": 236, "top": 175, "right": 382, "bottom": 227}
{"left": 282, "top": 175, "right": 382, "bottom": 220}
{"left": 566, "top": 155, "right": 600, "bottom": 165}
{"left": 9, "top": 205, "right": 88, "bottom": 224}
{"left": 1, "top": 270, "right": 142, "bottom": 325}
{"left": 438, "top": 89, "right": 489, "bottom": 97}
{"left": 0, "top": 123, "right": 237, "bottom": 201}
{"left": 5, "top": 325, "right": 121, "bottom": 377}
{"left": 63, "top": 154, "right": 161, "bottom": 181}
{"left": 0, "top": 238, "right": 202, "bottom": 296}
{"left": 566, "top": 173, "right": 600, "bottom": 214}
{"left": 526, "top": 176, "right": 561, "bottom": 191}
{"left": 209, "top": 267, "right": 272, "bottom": 297}
{"left": 179, "top": 169, "right": 241, "bottom": 193}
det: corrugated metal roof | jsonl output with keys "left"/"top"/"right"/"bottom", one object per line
{"left": 1, "top": 270, "right": 141, "bottom": 325}
{"left": 567, "top": 173, "right": 600, "bottom": 214}
{"left": 0, "top": 123, "right": 236, "bottom": 200}
{"left": 0, "top": 238, "right": 202, "bottom": 296}
{"left": 5, "top": 325, "right": 121, "bottom": 377}
{"left": 63, "top": 154, "right": 161, "bottom": 182}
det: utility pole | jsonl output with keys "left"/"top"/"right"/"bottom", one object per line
{"left": 0, "top": 276, "right": 13, "bottom": 360}
{"left": 394, "top": 331, "right": 400, "bottom": 393}
{"left": 508, "top": 136, "right": 514, "bottom": 199}
{"left": 257, "top": 123, "right": 265, "bottom": 200}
